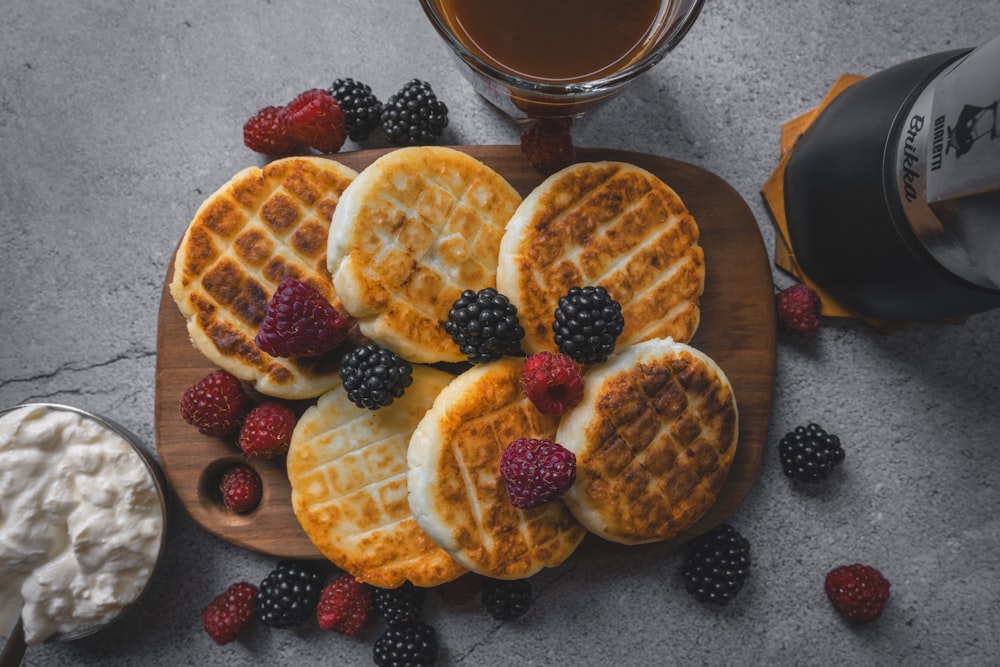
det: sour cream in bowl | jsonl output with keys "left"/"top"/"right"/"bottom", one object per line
{"left": 0, "top": 403, "right": 167, "bottom": 645}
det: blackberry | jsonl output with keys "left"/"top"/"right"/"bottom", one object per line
{"left": 681, "top": 523, "right": 751, "bottom": 605}
{"left": 340, "top": 343, "right": 413, "bottom": 409}
{"left": 257, "top": 560, "right": 324, "bottom": 628}
{"left": 445, "top": 288, "right": 525, "bottom": 364}
{"left": 373, "top": 581, "right": 426, "bottom": 626}
{"left": 481, "top": 578, "right": 532, "bottom": 620}
{"left": 552, "top": 285, "right": 624, "bottom": 365}
{"left": 373, "top": 621, "right": 438, "bottom": 667}
{"left": 328, "top": 77, "right": 383, "bottom": 142}
{"left": 381, "top": 79, "right": 449, "bottom": 146}
{"left": 778, "top": 423, "right": 845, "bottom": 483}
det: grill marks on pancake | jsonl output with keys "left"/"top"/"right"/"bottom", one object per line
{"left": 420, "top": 361, "right": 584, "bottom": 578}
{"left": 329, "top": 148, "right": 521, "bottom": 364}
{"left": 171, "top": 158, "right": 355, "bottom": 394}
{"left": 369, "top": 170, "right": 504, "bottom": 340}
{"left": 287, "top": 368, "right": 464, "bottom": 587}
{"left": 583, "top": 349, "right": 736, "bottom": 541}
{"left": 503, "top": 162, "right": 704, "bottom": 354}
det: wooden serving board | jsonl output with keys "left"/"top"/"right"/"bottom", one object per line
{"left": 154, "top": 146, "right": 776, "bottom": 560}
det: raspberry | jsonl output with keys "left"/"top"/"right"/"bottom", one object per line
{"left": 778, "top": 423, "right": 845, "bottom": 483}
{"left": 520, "top": 117, "right": 576, "bottom": 173}
{"left": 481, "top": 578, "right": 532, "bottom": 620}
{"left": 381, "top": 79, "right": 449, "bottom": 146}
{"left": 681, "top": 523, "right": 751, "bottom": 605}
{"left": 283, "top": 88, "right": 348, "bottom": 153}
{"left": 499, "top": 438, "right": 576, "bottom": 509}
{"left": 825, "top": 564, "right": 891, "bottom": 624}
{"left": 776, "top": 283, "right": 822, "bottom": 336}
{"left": 179, "top": 369, "right": 251, "bottom": 437}
{"left": 237, "top": 401, "right": 297, "bottom": 459}
{"left": 258, "top": 560, "right": 325, "bottom": 629}
{"left": 201, "top": 582, "right": 258, "bottom": 645}
{"left": 521, "top": 351, "right": 584, "bottom": 416}
{"left": 434, "top": 572, "right": 485, "bottom": 605}
{"left": 316, "top": 574, "right": 375, "bottom": 636}
{"left": 328, "top": 78, "right": 383, "bottom": 142}
{"left": 339, "top": 343, "right": 414, "bottom": 410}
{"left": 243, "top": 105, "right": 301, "bottom": 156}
{"left": 255, "top": 277, "right": 351, "bottom": 358}
{"left": 373, "top": 621, "right": 438, "bottom": 667}
{"left": 219, "top": 463, "right": 263, "bottom": 513}
{"left": 373, "top": 581, "right": 425, "bottom": 627}
{"left": 444, "top": 288, "right": 525, "bottom": 364}
{"left": 552, "top": 285, "right": 625, "bottom": 365}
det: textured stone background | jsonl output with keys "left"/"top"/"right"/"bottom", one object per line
{"left": 2, "top": 1, "right": 998, "bottom": 665}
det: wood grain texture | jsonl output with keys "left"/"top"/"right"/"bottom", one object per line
{"left": 154, "top": 146, "right": 776, "bottom": 559}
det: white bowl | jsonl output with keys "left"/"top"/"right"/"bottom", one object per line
{"left": 0, "top": 403, "right": 168, "bottom": 644}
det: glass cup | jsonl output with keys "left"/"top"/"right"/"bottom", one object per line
{"left": 418, "top": 0, "right": 705, "bottom": 120}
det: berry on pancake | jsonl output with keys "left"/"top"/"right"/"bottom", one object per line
{"left": 255, "top": 277, "right": 352, "bottom": 358}
{"left": 520, "top": 351, "right": 584, "bottom": 416}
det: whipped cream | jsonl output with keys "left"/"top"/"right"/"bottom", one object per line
{"left": 0, "top": 405, "right": 164, "bottom": 644}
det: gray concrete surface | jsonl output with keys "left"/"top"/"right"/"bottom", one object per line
{"left": 2, "top": 1, "right": 999, "bottom": 665}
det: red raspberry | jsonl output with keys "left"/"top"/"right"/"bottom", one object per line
{"left": 519, "top": 117, "right": 576, "bottom": 173}
{"left": 316, "top": 574, "right": 375, "bottom": 636}
{"left": 255, "top": 277, "right": 352, "bottom": 358}
{"left": 499, "top": 438, "right": 576, "bottom": 509}
{"left": 201, "top": 582, "right": 258, "bottom": 645}
{"left": 283, "top": 88, "right": 348, "bottom": 153}
{"left": 434, "top": 572, "right": 485, "bottom": 605}
{"left": 180, "top": 369, "right": 251, "bottom": 437}
{"left": 521, "top": 351, "right": 585, "bottom": 416}
{"left": 219, "top": 463, "right": 263, "bottom": 513}
{"left": 776, "top": 283, "right": 822, "bottom": 336}
{"left": 237, "top": 402, "right": 297, "bottom": 459}
{"left": 243, "top": 105, "right": 301, "bottom": 156}
{"left": 825, "top": 563, "right": 891, "bottom": 624}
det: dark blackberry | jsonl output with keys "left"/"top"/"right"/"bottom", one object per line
{"left": 373, "top": 621, "right": 438, "bottom": 667}
{"left": 681, "top": 523, "right": 751, "bottom": 605}
{"left": 481, "top": 578, "right": 532, "bottom": 620}
{"left": 328, "top": 77, "right": 383, "bottom": 142}
{"left": 778, "top": 423, "right": 845, "bottom": 483}
{"left": 339, "top": 343, "right": 413, "bottom": 410}
{"left": 444, "top": 288, "right": 525, "bottom": 364}
{"left": 552, "top": 285, "right": 624, "bottom": 365}
{"left": 257, "top": 560, "right": 324, "bottom": 628}
{"left": 373, "top": 581, "right": 426, "bottom": 626}
{"left": 380, "top": 79, "right": 449, "bottom": 146}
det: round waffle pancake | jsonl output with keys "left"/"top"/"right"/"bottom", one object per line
{"left": 496, "top": 161, "right": 705, "bottom": 355}
{"left": 328, "top": 147, "right": 522, "bottom": 364}
{"left": 407, "top": 359, "right": 586, "bottom": 580}
{"left": 169, "top": 156, "right": 358, "bottom": 399}
{"left": 287, "top": 365, "right": 465, "bottom": 588}
{"left": 556, "top": 337, "right": 738, "bottom": 545}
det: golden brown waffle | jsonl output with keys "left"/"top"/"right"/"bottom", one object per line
{"left": 496, "top": 161, "right": 704, "bottom": 355}
{"left": 556, "top": 337, "right": 738, "bottom": 544}
{"left": 287, "top": 366, "right": 465, "bottom": 588}
{"left": 169, "top": 156, "right": 358, "bottom": 399}
{"left": 328, "top": 147, "right": 522, "bottom": 364}
{"left": 407, "top": 359, "right": 586, "bottom": 579}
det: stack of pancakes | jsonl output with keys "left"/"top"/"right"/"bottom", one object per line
{"left": 172, "top": 147, "right": 736, "bottom": 588}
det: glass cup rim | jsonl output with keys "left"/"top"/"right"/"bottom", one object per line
{"left": 417, "top": 0, "right": 706, "bottom": 94}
